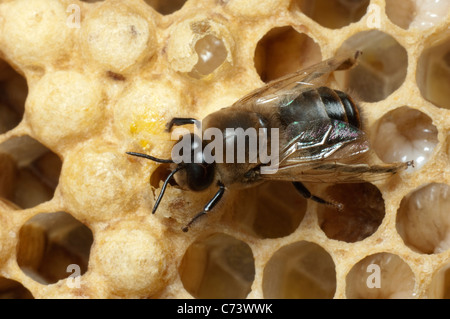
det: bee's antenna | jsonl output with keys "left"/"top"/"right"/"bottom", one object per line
{"left": 152, "top": 165, "right": 185, "bottom": 214}
{"left": 126, "top": 152, "right": 174, "bottom": 164}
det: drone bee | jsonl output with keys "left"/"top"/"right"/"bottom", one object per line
{"left": 127, "top": 51, "right": 412, "bottom": 232}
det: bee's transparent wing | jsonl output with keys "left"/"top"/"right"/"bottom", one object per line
{"left": 234, "top": 51, "right": 360, "bottom": 109}
{"left": 260, "top": 118, "right": 408, "bottom": 183}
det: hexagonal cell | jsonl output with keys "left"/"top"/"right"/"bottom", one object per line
{"left": 385, "top": 0, "right": 416, "bottom": 29}
{"left": 335, "top": 30, "right": 408, "bottom": 102}
{"left": 179, "top": 233, "right": 255, "bottom": 298}
{"left": 188, "top": 34, "right": 229, "bottom": 79}
{"left": 17, "top": 212, "right": 94, "bottom": 285}
{"left": 429, "top": 263, "right": 450, "bottom": 299}
{"left": 228, "top": 181, "right": 306, "bottom": 239}
{"left": 263, "top": 241, "right": 336, "bottom": 298}
{"left": 372, "top": 106, "right": 438, "bottom": 171}
{"left": 293, "top": 0, "right": 370, "bottom": 29}
{"left": 0, "top": 277, "right": 33, "bottom": 299}
{"left": 416, "top": 35, "right": 450, "bottom": 109}
{"left": 0, "top": 136, "right": 62, "bottom": 209}
{"left": 346, "top": 253, "right": 416, "bottom": 298}
{"left": 145, "top": 0, "right": 187, "bottom": 15}
{"left": 397, "top": 183, "right": 450, "bottom": 254}
{"left": 317, "top": 183, "right": 385, "bottom": 243}
{"left": 254, "top": 26, "right": 321, "bottom": 82}
{"left": 386, "top": 0, "right": 450, "bottom": 30}
{"left": 0, "top": 59, "right": 27, "bottom": 134}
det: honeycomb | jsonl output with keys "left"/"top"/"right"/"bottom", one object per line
{"left": 0, "top": 0, "right": 449, "bottom": 299}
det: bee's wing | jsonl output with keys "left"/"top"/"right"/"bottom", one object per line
{"left": 260, "top": 118, "right": 408, "bottom": 183}
{"left": 235, "top": 51, "right": 360, "bottom": 108}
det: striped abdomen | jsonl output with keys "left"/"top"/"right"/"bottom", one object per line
{"left": 279, "top": 86, "right": 361, "bottom": 129}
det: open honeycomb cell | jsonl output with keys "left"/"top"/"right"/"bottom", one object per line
{"left": 229, "top": 181, "right": 306, "bottom": 239}
{"left": 0, "top": 136, "right": 61, "bottom": 209}
{"left": 335, "top": 30, "right": 408, "bottom": 102}
{"left": 429, "top": 263, "right": 450, "bottom": 298}
{"left": 317, "top": 183, "right": 385, "bottom": 243}
{"left": 417, "top": 34, "right": 450, "bottom": 110}
{"left": 262, "top": 241, "right": 336, "bottom": 299}
{"left": 345, "top": 253, "right": 416, "bottom": 299}
{"left": 294, "top": 0, "right": 370, "bottom": 29}
{"left": 0, "top": 60, "right": 26, "bottom": 134}
{"left": 17, "top": 212, "right": 93, "bottom": 285}
{"left": 254, "top": 26, "right": 321, "bottom": 82}
{"left": 0, "top": 0, "right": 449, "bottom": 299}
{"left": 372, "top": 106, "right": 438, "bottom": 171}
{"left": 0, "top": 278, "right": 33, "bottom": 299}
{"left": 145, "top": 0, "right": 187, "bottom": 15}
{"left": 385, "top": 0, "right": 450, "bottom": 30}
{"left": 397, "top": 183, "right": 450, "bottom": 254}
{"left": 180, "top": 233, "right": 255, "bottom": 298}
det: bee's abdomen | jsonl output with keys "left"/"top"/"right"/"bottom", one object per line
{"left": 318, "top": 87, "right": 361, "bottom": 129}
{"left": 280, "top": 86, "right": 361, "bottom": 129}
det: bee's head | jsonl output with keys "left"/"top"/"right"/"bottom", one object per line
{"left": 126, "top": 133, "right": 216, "bottom": 214}
{"left": 174, "top": 133, "right": 215, "bottom": 192}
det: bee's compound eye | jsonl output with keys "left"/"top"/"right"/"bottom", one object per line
{"left": 185, "top": 163, "right": 215, "bottom": 191}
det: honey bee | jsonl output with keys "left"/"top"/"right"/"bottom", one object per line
{"left": 127, "top": 51, "right": 412, "bottom": 232}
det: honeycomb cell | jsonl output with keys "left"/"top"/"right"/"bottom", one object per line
{"left": 188, "top": 35, "right": 228, "bottom": 79}
{"left": 416, "top": 35, "right": 450, "bottom": 109}
{"left": 386, "top": 0, "right": 450, "bottom": 30}
{"left": 263, "top": 241, "right": 336, "bottom": 299}
{"left": 229, "top": 181, "right": 306, "bottom": 239}
{"left": 345, "top": 253, "right": 416, "bottom": 298}
{"left": 167, "top": 18, "right": 233, "bottom": 76}
{"left": 0, "top": 153, "right": 17, "bottom": 201}
{"left": 81, "top": 1, "right": 157, "bottom": 74}
{"left": 0, "top": 137, "right": 61, "bottom": 209}
{"left": 335, "top": 30, "right": 408, "bottom": 102}
{"left": 429, "top": 263, "right": 450, "bottom": 298}
{"left": 26, "top": 70, "right": 105, "bottom": 152}
{"left": 293, "top": 0, "right": 370, "bottom": 29}
{"left": 145, "top": 0, "right": 187, "bottom": 15}
{"left": 113, "top": 77, "right": 183, "bottom": 154}
{"left": 254, "top": 26, "right": 321, "bottom": 82}
{"left": 317, "top": 183, "right": 385, "bottom": 243}
{"left": 224, "top": 0, "right": 290, "bottom": 18}
{"left": 60, "top": 143, "right": 143, "bottom": 222}
{"left": 372, "top": 107, "right": 438, "bottom": 171}
{"left": 17, "top": 212, "right": 93, "bottom": 285}
{"left": 0, "top": 278, "right": 33, "bottom": 299}
{"left": 0, "top": 0, "right": 448, "bottom": 301}
{"left": 385, "top": 0, "right": 416, "bottom": 29}
{"left": 180, "top": 233, "right": 255, "bottom": 299}
{"left": 0, "top": 0, "right": 70, "bottom": 67}
{"left": 0, "top": 61, "right": 27, "bottom": 134}
{"left": 397, "top": 183, "right": 450, "bottom": 254}
{"left": 93, "top": 221, "right": 167, "bottom": 298}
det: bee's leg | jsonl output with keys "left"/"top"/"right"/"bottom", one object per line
{"left": 166, "top": 118, "right": 198, "bottom": 131}
{"left": 292, "top": 182, "right": 343, "bottom": 211}
{"left": 182, "top": 182, "right": 226, "bottom": 232}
